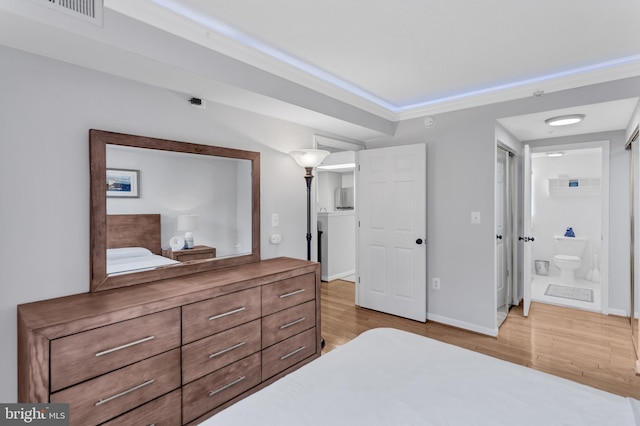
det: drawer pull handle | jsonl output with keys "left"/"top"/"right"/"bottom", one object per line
{"left": 209, "top": 307, "right": 246, "bottom": 321}
{"left": 209, "top": 342, "right": 246, "bottom": 359}
{"left": 280, "top": 317, "right": 306, "bottom": 329}
{"left": 280, "top": 346, "right": 306, "bottom": 360}
{"left": 95, "top": 336, "right": 155, "bottom": 357}
{"left": 95, "top": 379, "right": 155, "bottom": 406}
{"left": 208, "top": 376, "right": 246, "bottom": 397}
{"left": 280, "top": 289, "right": 305, "bottom": 298}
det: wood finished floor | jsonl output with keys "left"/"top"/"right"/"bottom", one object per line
{"left": 321, "top": 279, "right": 640, "bottom": 399}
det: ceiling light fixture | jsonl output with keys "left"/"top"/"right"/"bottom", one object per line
{"left": 544, "top": 114, "right": 585, "bottom": 126}
{"left": 546, "top": 152, "right": 564, "bottom": 157}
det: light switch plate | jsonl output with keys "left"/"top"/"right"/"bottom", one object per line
{"left": 272, "top": 213, "right": 279, "bottom": 227}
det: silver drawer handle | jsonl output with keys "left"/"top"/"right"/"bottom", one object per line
{"left": 209, "top": 307, "right": 246, "bottom": 321}
{"left": 209, "top": 342, "right": 246, "bottom": 359}
{"left": 208, "top": 376, "right": 245, "bottom": 397}
{"left": 280, "top": 289, "right": 305, "bottom": 298}
{"left": 280, "top": 346, "right": 306, "bottom": 360}
{"left": 280, "top": 317, "right": 306, "bottom": 329}
{"left": 95, "top": 336, "right": 155, "bottom": 357}
{"left": 95, "top": 379, "right": 155, "bottom": 406}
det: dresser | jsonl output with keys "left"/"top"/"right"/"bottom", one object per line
{"left": 18, "top": 257, "right": 321, "bottom": 425}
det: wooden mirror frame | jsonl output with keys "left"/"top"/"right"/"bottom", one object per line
{"left": 89, "top": 129, "right": 260, "bottom": 292}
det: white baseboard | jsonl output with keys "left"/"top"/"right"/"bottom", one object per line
{"left": 608, "top": 308, "right": 628, "bottom": 317}
{"left": 427, "top": 313, "right": 498, "bottom": 337}
{"left": 322, "top": 270, "right": 355, "bottom": 282}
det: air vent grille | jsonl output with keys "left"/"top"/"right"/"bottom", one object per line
{"left": 30, "top": 0, "right": 103, "bottom": 26}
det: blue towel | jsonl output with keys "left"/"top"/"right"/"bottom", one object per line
{"left": 564, "top": 227, "right": 575, "bottom": 237}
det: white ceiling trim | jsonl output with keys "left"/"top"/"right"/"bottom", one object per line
{"left": 105, "top": 0, "right": 397, "bottom": 121}
{"left": 107, "top": 0, "right": 640, "bottom": 122}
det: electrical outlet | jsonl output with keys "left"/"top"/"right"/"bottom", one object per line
{"left": 270, "top": 234, "right": 282, "bottom": 244}
{"left": 432, "top": 277, "right": 441, "bottom": 290}
{"left": 471, "top": 211, "right": 481, "bottom": 224}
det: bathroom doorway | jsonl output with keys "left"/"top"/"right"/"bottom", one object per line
{"left": 526, "top": 141, "right": 609, "bottom": 313}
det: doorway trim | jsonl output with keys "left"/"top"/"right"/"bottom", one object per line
{"left": 496, "top": 144, "right": 517, "bottom": 328}
{"left": 529, "top": 140, "right": 610, "bottom": 314}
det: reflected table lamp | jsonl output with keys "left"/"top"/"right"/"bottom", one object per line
{"left": 178, "top": 214, "right": 198, "bottom": 249}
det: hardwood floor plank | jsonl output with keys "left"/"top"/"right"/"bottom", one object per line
{"left": 321, "top": 280, "right": 640, "bottom": 399}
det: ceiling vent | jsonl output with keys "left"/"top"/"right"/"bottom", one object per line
{"left": 30, "top": 0, "right": 103, "bottom": 26}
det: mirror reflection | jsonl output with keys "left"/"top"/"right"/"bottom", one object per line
{"left": 106, "top": 144, "right": 253, "bottom": 276}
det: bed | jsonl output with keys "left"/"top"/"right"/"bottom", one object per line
{"left": 204, "top": 328, "right": 640, "bottom": 425}
{"left": 106, "top": 214, "right": 179, "bottom": 275}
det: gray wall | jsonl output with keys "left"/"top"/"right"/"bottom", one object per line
{"left": 367, "top": 77, "right": 640, "bottom": 335}
{"left": 0, "top": 46, "right": 320, "bottom": 402}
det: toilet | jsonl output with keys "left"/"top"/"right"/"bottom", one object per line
{"left": 553, "top": 236, "right": 587, "bottom": 284}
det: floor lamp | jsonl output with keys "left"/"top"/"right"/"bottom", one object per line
{"left": 289, "top": 149, "right": 330, "bottom": 349}
{"left": 289, "top": 149, "right": 330, "bottom": 260}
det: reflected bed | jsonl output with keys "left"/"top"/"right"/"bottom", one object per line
{"left": 106, "top": 214, "right": 178, "bottom": 275}
{"left": 106, "top": 247, "right": 178, "bottom": 275}
{"left": 204, "top": 328, "right": 640, "bottom": 426}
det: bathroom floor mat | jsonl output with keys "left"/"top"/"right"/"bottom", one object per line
{"left": 544, "top": 284, "right": 593, "bottom": 302}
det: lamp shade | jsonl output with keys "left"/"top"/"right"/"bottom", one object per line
{"left": 177, "top": 215, "right": 198, "bottom": 231}
{"left": 289, "top": 149, "right": 330, "bottom": 169}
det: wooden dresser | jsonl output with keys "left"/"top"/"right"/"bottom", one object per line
{"left": 18, "top": 257, "right": 321, "bottom": 425}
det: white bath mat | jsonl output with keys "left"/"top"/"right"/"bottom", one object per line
{"left": 544, "top": 284, "right": 593, "bottom": 303}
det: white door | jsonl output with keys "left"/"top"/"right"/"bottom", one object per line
{"left": 523, "top": 144, "right": 533, "bottom": 317}
{"left": 356, "top": 144, "right": 427, "bottom": 322}
{"left": 496, "top": 148, "right": 507, "bottom": 320}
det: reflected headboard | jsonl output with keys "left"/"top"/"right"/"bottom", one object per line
{"left": 106, "top": 214, "right": 161, "bottom": 255}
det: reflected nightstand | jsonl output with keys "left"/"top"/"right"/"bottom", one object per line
{"left": 162, "top": 245, "right": 216, "bottom": 262}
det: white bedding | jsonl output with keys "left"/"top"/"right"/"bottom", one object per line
{"left": 205, "top": 328, "right": 640, "bottom": 426}
{"left": 106, "top": 247, "right": 179, "bottom": 275}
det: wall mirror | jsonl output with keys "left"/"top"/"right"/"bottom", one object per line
{"left": 90, "top": 129, "right": 260, "bottom": 292}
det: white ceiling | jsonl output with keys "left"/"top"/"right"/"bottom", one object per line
{"left": 498, "top": 97, "right": 640, "bottom": 141}
{"left": 111, "top": 0, "right": 640, "bottom": 115}
{"left": 2, "top": 0, "right": 640, "bottom": 141}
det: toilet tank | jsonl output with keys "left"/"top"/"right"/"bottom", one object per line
{"left": 553, "top": 236, "right": 587, "bottom": 256}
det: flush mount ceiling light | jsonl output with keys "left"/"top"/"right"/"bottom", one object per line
{"left": 546, "top": 152, "right": 565, "bottom": 157}
{"left": 544, "top": 114, "right": 585, "bottom": 126}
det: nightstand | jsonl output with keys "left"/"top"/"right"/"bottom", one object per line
{"left": 162, "top": 245, "right": 217, "bottom": 262}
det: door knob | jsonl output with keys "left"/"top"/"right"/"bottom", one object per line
{"left": 416, "top": 238, "right": 423, "bottom": 245}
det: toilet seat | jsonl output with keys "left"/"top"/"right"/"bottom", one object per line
{"left": 555, "top": 254, "right": 580, "bottom": 262}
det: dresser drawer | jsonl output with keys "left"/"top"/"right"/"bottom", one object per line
{"left": 262, "top": 328, "right": 317, "bottom": 380}
{"left": 182, "top": 353, "right": 261, "bottom": 424}
{"left": 50, "top": 348, "right": 180, "bottom": 426}
{"left": 182, "top": 319, "right": 261, "bottom": 384}
{"left": 50, "top": 308, "right": 180, "bottom": 392}
{"left": 101, "top": 389, "right": 181, "bottom": 426}
{"left": 182, "top": 287, "right": 261, "bottom": 344}
{"left": 262, "top": 300, "right": 316, "bottom": 348}
{"left": 262, "top": 273, "right": 315, "bottom": 316}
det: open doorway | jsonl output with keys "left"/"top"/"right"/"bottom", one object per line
{"left": 526, "top": 142, "right": 609, "bottom": 314}
{"left": 314, "top": 135, "right": 363, "bottom": 283}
